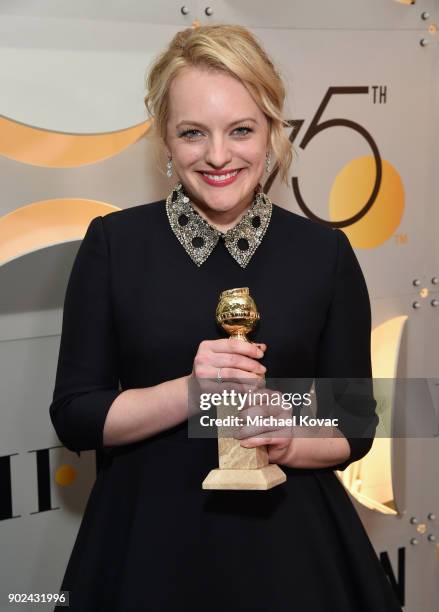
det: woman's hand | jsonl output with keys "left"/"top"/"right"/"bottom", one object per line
{"left": 242, "top": 434, "right": 293, "bottom": 466}
{"left": 190, "top": 339, "right": 295, "bottom": 467}
{"left": 188, "top": 338, "right": 267, "bottom": 419}
{"left": 235, "top": 388, "right": 294, "bottom": 466}
{"left": 192, "top": 338, "right": 267, "bottom": 391}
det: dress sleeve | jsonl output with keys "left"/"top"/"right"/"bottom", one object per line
{"left": 49, "top": 215, "right": 123, "bottom": 455}
{"left": 314, "top": 229, "right": 378, "bottom": 472}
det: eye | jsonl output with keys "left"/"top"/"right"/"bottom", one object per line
{"left": 233, "top": 126, "right": 253, "bottom": 136}
{"left": 178, "top": 125, "right": 254, "bottom": 140}
{"left": 178, "top": 129, "right": 203, "bottom": 139}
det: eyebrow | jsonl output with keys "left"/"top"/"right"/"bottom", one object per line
{"left": 176, "top": 117, "right": 257, "bottom": 129}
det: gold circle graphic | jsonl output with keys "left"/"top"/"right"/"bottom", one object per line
{"left": 55, "top": 464, "right": 77, "bottom": 487}
{"left": 329, "top": 156, "right": 404, "bottom": 248}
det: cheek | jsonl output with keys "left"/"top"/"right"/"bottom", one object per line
{"left": 173, "top": 145, "right": 201, "bottom": 168}
{"left": 239, "top": 142, "right": 266, "bottom": 165}
{"left": 186, "top": 152, "right": 204, "bottom": 169}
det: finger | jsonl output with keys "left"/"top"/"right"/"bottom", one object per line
{"left": 239, "top": 400, "right": 289, "bottom": 419}
{"left": 210, "top": 354, "right": 266, "bottom": 377}
{"left": 236, "top": 405, "right": 275, "bottom": 425}
{"left": 208, "top": 338, "right": 266, "bottom": 359}
{"left": 240, "top": 436, "right": 272, "bottom": 448}
{"left": 236, "top": 423, "right": 290, "bottom": 440}
{"left": 237, "top": 390, "right": 293, "bottom": 417}
{"left": 200, "top": 379, "right": 266, "bottom": 396}
{"left": 240, "top": 435, "right": 292, "bottom": 448}
{"left": 215, "top": 367, "right": 265, "bottom": 381}
{"left": 220, "top": 379, "right": 267, "bottom": 393}
{"left": 192, "top": 378, "right": 268, "bottom": 414}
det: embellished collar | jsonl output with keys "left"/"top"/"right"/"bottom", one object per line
{"left": 165, "top": 182, "right": 272, "bottom": 268}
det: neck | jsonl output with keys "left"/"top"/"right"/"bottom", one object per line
{"left": 192, "top": 201, "right": 251, "bottom": 233}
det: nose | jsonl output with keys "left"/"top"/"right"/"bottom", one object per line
{"left": 204, "top": 135, "right": 233, "bottom": 169}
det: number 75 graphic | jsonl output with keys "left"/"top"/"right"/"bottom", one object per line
{"left": 263, "top": 86, "right": 386, "bottom": 229}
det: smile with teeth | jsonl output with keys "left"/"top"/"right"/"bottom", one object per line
{"left": 202, "top": 169, "right": 240, "bottom": 181}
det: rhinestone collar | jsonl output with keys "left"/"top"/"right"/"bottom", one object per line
{"left": 165, "top": 182, "right": 273, "bottom": 268}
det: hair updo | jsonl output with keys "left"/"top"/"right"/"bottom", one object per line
{"left": 144, "top": 23, "right": 293, "bottom": 186}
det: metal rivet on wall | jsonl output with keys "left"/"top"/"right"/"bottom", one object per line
{"left": 421, "top": 11, "right": 430, "bottom": 20}
{"left": 431, "top": 299, "right": 439, "bottom": 307}
{"left": 410, "top": 538, "right": 419, "bottom": 545}
{"left": 432, "top": 277, "right": 439, "bottom": 285}
{"left": 428, "top": 513, "right": 436, "bottom": 520}
{"left": 413, "top": 279, "right": 421, "bottom": 286}
{"left": 181, "top": 5, "right": 190, "bottom": 15}
{"left": 427, "top": 534, "right": 436, "bottom": 542}
{"left": 410, "top": 516, "right": 418, "bottom": 524}
{"left": 420, "top": 38, "right": 429, "bottom": 46}
{"left": 205, "top": 6, "right": 214, "bottom": 16}
{"left": 412, "top": 301, "right": 421, "bottom": 309}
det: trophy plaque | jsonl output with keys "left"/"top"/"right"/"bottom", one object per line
{"left": 202, "top": 287, "right": 287, "bottom": 490}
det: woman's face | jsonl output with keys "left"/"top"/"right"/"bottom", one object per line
{"left": 165, "top": 66, "right": 270, "bottom": 223}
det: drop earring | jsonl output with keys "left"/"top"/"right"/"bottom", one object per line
{"left": 265, "top": 151, "right": 271, "bottom": 173}
{"left": 166, "top": 157, "right": 173, "bottom": 178}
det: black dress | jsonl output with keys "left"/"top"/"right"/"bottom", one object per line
{"left": 50, "top": 195, "right": 403, "bottom": 612}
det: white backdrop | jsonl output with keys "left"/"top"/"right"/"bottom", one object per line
{"left": 0, "top": 1, "right": 438, "bottom": 610}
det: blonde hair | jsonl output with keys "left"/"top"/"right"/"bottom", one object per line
{"left": 144, "top": 24, "right": 293, "bottom": 186}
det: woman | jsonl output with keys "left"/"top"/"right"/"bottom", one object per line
{"left": 50, "top": 24, "right": 403, "bottom": 611}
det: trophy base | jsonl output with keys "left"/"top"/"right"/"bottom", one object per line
{"left": 202, "top": 464, "right": 287, "bottom": 490}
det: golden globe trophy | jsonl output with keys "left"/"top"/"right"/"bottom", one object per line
{"left": 202, "top": 287, "right": 287, "bottom": 490}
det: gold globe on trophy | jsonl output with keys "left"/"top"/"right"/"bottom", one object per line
{"left": 202, "top": 287, "right": 287, "bottom": 490}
